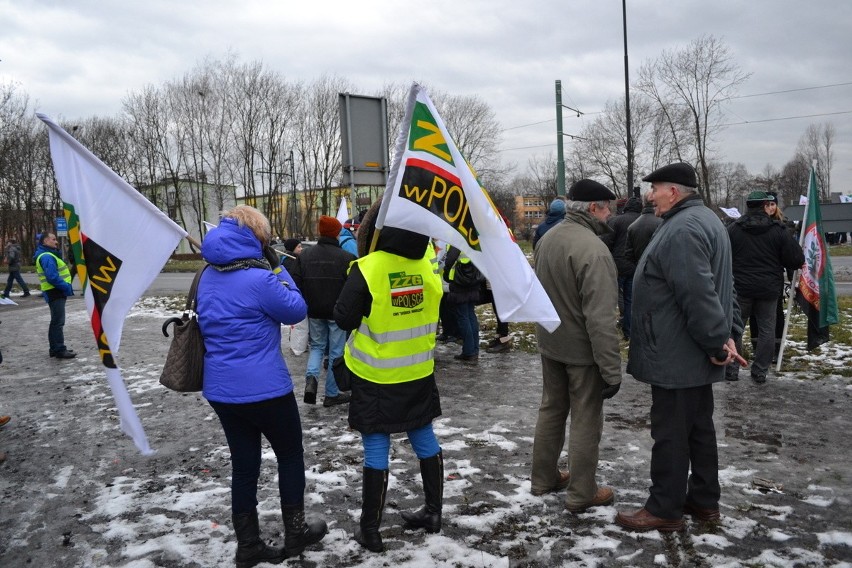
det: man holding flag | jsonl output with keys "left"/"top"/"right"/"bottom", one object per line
{"left": 794, "top": 167, "right": 839, "bottom": 350}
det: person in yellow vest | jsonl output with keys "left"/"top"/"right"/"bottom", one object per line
{"left": 333, "top": 203, "right": 444, "bottom": 553}
{"left": 34, "top": 232, "right": 76, "bottom": 359}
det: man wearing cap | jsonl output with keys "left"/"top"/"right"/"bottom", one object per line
{"left": 532, "top": 198, "right": 566, "bottom": 249}
{"left": 727, "top": 191, "right": 804, "bottom": 383}
{"left": 292, "top": 216, "right": 356, "bottom": 406}
{"left": 615, "top": 162, "right": 743, "bottom": 532}
{"left": 530, "top": 179, "right": 621, "bottom": 512}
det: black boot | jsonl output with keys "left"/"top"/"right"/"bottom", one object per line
{"left": 282, "top": 503, "right": 327, "bottom": 557}
{"left": 232, "top": 510, "right": 285, "bottom": 568}
{"left": 356, "top": 467, "right": 389, "bottom": 552}
{"left": 400, "top": 451, "right": 443, "bottom": 533}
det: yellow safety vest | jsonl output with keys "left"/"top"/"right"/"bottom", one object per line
{"left": 345, "top": 250, "right": 442, "bottom": 384}
{"left": 36, "top": 251, "right": 72, "bottom": 291}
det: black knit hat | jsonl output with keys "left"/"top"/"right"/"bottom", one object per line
{"left": 283, "top": 238, "right": 301, "bottom": 252}
{"left": 567, "top": 179, "right": 617, "bottom": 201}
{"left": 642, "top": 162, "right": 698, "bottom": 188}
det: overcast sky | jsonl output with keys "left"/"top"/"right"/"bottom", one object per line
{"left": 2, "top": 0, "right": 850, "bottom": 193}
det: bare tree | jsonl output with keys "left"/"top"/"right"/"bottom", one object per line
{"left": 797, "top": 122, "right": 835, "bottom": 199}
{"left": 636, "top": 35, "right": 750, "bottom": 205}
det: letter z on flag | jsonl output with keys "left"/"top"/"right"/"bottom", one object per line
{"left": 375, "top": 84, "right": 560, "bottom": 332}
{"left": 38, "top": 113, "right": 187, "bottom": 455}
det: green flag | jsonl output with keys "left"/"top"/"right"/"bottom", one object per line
{"left": 795, "top": 167, "right": 839, "bottom": 349}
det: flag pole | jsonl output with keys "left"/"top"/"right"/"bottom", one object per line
{"left": 775, "top": 163, "right": 814, "bottom": 372}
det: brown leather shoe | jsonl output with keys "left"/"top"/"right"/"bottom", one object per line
{"left": 615, "top": 507, "right": 684, "bottom": 532}
{"left": 0, "top": 415, "right": 10, "bottom": 428}
{"left": 683, "top": 501, "right": 720, "bottom": 522}
{"left": 531, "top": 470, "right": 570, "bottom": 496}
{"left": 566, "top": 486, "right": 614, "bottom": 513}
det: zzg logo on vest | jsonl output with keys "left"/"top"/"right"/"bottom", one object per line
{"left": 389, "top": 271, "right": 424, "bottom": 309}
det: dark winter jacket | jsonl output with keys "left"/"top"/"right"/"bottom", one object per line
{"left": 198, "top": 217, "right": 307, "bottom": 404}
{"left": 627, "top": 195, "right": 742, "bottom": 389}
{"left": 601, "top": 197, "right": 642, "bottom": 277}
{"left": 5, "top": 243, "right": 22, "bottom": 271}
{"left": 334, "top": 226, "right": 441, "bottom": 434}
{"left": 338, "top": 228, "right": 358, "bottom": 257}
{"left": 728, "top": 209, "right": 805, "bottom": 299}
{"left": 291, "top": 236, "right": 356, "bottom": 319}
{"left": 441, "top": 246, "right": 482, "bottom": 304}
{"left": 625, "top": 203, "right": 663, "bottom": 265}
{"left": 532, "top": 210, "right": 565, "bottom": 249}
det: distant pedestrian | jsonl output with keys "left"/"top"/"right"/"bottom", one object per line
{"left": 34, "top": 233, "right": 75, "bottom": 359}
{"left": 601, "top": 196, "right": 642, "bottom": 339}
{"left": 531, "top": 179, "right": 621, "bottom": 512}
{"left": 292, "top": 216, "right": 356, "bottom": 406}
{"left": 339, "top": 219, "right": 359, "bottom": 257}
{"left": 3, "top": 237, "right": 31, "bottom": 299}
{"left": 442, "top": 245, "right": 483, "bottom": 364}
{"left": 624, "top": 191, "right": 663, "bottom": 265}
{"left": 532, "top": 198, "right": 566, "bottom": 249}
{"left": 615, "top": 162, "right": 743, "bottom": 533}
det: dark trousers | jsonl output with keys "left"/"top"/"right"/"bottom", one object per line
{"left": 47, "top": 297, "right": 67, "bottom": 354}
{"left": 617, "top": 276, "right": 633, "bottom": 339}
{"left": 646, "top": 384, "right": 719, "bottom": 519}
{"left": 210, "top": 392, "right": 306, "bottom": 514}
{"left": 4, "top": 270, "right": 30, "bottom": 296}
{"left": 439, "top": 296, "right": 460, "bottom": 338}
{"left": 735, "top": 296, "right": 777, "bottom": 377}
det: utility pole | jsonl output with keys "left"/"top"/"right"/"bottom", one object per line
{"left": 622, "top": 0, "right": 634, "bottom": 194}
{"left": 556, "top": 80, "right": 566, "bottom": 197}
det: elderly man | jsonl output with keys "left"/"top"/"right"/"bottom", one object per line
{"left": 530, "top": 179, "right": 621, "bottom": 513}
{"left": 615, "top": 162, "right": 743, "bottom": 532}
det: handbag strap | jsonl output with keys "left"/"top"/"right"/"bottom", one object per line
{"left": 186, "top": 265, "right": 208, "bottom": 312}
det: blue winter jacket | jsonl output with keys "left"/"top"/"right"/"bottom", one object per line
{"left": 198, "top": 218, "right": 307, "bottom": 403}
{"left": 339, "top": 228, "right": 358, "bottom": 257}
{"left": 33, "top": 244, "right": 74, "bottom": 302}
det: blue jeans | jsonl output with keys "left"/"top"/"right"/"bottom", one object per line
{"left": 306, "top": 318, "right": 346, "bottom": 397}
{"left": 456, "top": 302, "right": 479, "bottom": 356}
{"left": 210, "top": 393, "right": 306, "bottom": 514}
{"left": 361, "top": 423, "right": 441, "bottom": 470}
{"left": 618, "top": 276, "right": 633, "bottom": 339}
{"left": 48, "top": 297, "right": 67, "bottom": 354}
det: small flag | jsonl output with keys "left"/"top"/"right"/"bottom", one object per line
{"left": 794, "top": 167, "right": 839, "bottom": 350}
{"left": 719, "top": 207, "right": 741, "bottom": 219}
{"left": 38, "top": 114, "right": 188, "bottom": 455}
{"left": 375, "top": 84, "right": 560, "bottom": 331}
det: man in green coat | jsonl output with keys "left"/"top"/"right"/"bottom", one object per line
{"left": 531, "top": 179, "right": 622, "bottom": 513}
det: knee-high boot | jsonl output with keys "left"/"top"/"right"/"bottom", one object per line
{"left": 232, "top": 510, "right": 285, "bottom": 568}
{"left": 355, "top": 467, "right": 389, "bottom": 552}
{"left": 400, "top": 451, "right": 443, "bottom": 533}
{"left": 281, "top": 502, "right": 327, "bottom": 557}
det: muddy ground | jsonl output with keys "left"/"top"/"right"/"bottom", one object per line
{"left": 0, "top": 294, "right": 850, "bottom": 567}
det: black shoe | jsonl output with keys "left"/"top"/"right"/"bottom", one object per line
{"left": 22, "top": 291, "right": 31, "bottom": 297}
{"left": 323, "top": 392, "right": 351, "bottom": 407}
{"left": 303, "top": 376, "right": 318, "bottom": 404}
{"left": 51, "top": 350, "right": 77, "bottom": 359}
{"left": 453, "top": 353, "right": 478, "bottom": 364}
{"left": 486, "top": 341, "right": 510, "bottom": 354}
{"left": 725, "top": 372, "right": 739, "bottom": 382}
{"left": 751, "top": 373, "right": 767, "bottom": 384}
{"left": 232, "top": 510, "right": 285, "bottom": 568}
{"left": 282, "top": 504, "right": 327, "bottom": 557}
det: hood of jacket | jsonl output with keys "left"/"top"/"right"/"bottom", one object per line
{"left": 33, "top": 244, "right": 61, "bottom": 261}
{"left": 376, "top": 226, "right": 430, "bottom": 259}
{"left": 734, "top": 209, "right": 776, "bottom": 234}
{"left": 201, "top": 217, "right": 263, "bottom": 265}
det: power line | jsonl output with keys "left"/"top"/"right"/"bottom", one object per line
{"left": 721, "top": 109, "right": 852, "bottom": 126}
{"left": 726, "top": 81, "right": 852, "bottom": 101}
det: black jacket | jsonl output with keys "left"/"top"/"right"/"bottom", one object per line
{"left": 625, "top": 204, "right": 663, "bottom": 265}
{"left": 532, "top": 211, "right": 564, "bottom": 249}
{"left": 441, "top": 246, "right": 482, "bottom": 304}
{"left": 291, "top": 236, "right": 355, "bottom": 319}
{"left": 333, "top": 226, "right": 441, "bottom": 434}
{"left": 728, "top": 209, "right": 805, "bottom": 299}
{"left": 601, "top": 197, "right": 642, "bottom": 277}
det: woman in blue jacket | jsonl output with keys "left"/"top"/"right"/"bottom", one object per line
{"left": 198, "top": 206, "right": 326, "bottom": 567}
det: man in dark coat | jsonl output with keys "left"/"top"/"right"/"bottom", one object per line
{"left": 727, "top": 191, "right": 805, "bottom": 383}
{"left": 532, "top": 198, "right": 566, "bottom": 249}
{"left": 601, "top": 196, "right": 642, "bottom": 338}
{"left": 615, "top": 162, "right": 743, "bottom": 532}
{"left": 292, "top": 216, "right": 356, "bottom": 406}
{"left": 625, "top": 194, "right": 663, "bottom": 265}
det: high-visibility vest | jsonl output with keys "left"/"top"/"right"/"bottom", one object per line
{"left": 36, "top": 252, "right": 72, "bottom": 291}
{"left": 344, "top": 250, "right": 442, "bottom": 384}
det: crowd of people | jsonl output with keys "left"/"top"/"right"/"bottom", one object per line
{"left": 0, "top": 159, "right": 817, "bottom": 565}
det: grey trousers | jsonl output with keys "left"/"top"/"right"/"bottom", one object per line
{"left": 531, "top": 355, "right": 604, "bottom": 507}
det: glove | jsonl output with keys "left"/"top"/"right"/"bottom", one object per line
{"left": 263, "top": 245, "right": 281, "bottom": 270}
{"left": 601, "top": 382, "right": 621, "bottom": 400}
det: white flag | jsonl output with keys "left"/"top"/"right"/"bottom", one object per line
{"left": 39, "top": 113, "right": 187, "bottom": 455}
{"left": 336, "top": 197, "right": 350, "bottom": 224}
{"left": 719, "top": 207, "right": 741, "bottom": 219}
{"left": 799, "top": 195, "right": 809, "bottom": 205}
{"left": 376, "top": 84, "right": 560, "bottom": 331}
